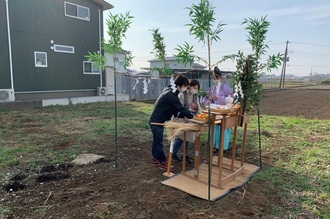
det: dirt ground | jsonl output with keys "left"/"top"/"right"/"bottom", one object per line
{"left": 1, "top": 85, "right": 330, "bottom": 219}
{"left": 259, "top": 85, "right": 330, "bottom": 120}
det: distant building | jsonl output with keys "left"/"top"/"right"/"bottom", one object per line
{"left": 104, "top": 49, "right": 131, "bottom": 95}
{"left": 147, "top": 56, "right": 205, "bottom": 77}
{"left": 0, "top": 0, "right": 113, "bottom": 101}
{"left": 105, "top": 49, "right": 130, "bottom": 74}
{"left": 147, "top": 56, "right": 233, "bottom": 79}
{"left": 285, "top": 74, "right": 296, "bottom": 79}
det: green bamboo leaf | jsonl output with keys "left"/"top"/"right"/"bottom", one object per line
{"left": 174, "top": 42, "right": 195, "bottom": 66}
{"left": 86, "top": 11, "right": 133, "bottom": 73}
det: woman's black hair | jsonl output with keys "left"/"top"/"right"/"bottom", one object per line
{"left": 174, "top": 74, "right": 189, "bottom": 87}
{"left": 189, "top": 79, "right": 200, "bottom": 90}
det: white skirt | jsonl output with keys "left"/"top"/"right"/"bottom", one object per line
{"left": 177, "top": 131, "right": 197, "bottom": 143}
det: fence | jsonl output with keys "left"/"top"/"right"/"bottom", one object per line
{"left": 116, "top": 74, "right": 315, "bottom": 101}
{"left": 116, "top": 75, "right": 233, "bottom": 101}
{"left": 259, "top": 75, "right": 313, "bottom": 89}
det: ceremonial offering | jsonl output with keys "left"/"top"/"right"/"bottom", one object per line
{"left": 164, "top": 121, "right": 203, "bottom": 140}
{"left": 209, "top": 105, "right": 231, "bottom": 114}
{"left": 225, "top": 96, "right": 234, "bottom": 107}
{"left": 230, "top": 104, "right": 241, "bottom": 112}
{"left": 194, "top": 113, "right": 209, "bottom": 122}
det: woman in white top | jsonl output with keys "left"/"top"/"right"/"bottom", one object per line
{"left": 172, "top": 79, "right": 202, "bottom": 163}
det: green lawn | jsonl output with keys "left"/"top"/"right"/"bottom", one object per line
{"left": 0, "top": 101, "right": 329, "bottom": 218}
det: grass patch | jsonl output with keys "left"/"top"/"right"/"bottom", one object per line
{"left": 0, "top": 203, "right": 13, "bottom": 218}
{"left": 0, "top": 101, "right": 329, "bottom": 218}
{"left": 250, "top": 115, "right": 330, "bottom": 218}
{"left": 0, "top": 102, "right": 153, "bottom": 168}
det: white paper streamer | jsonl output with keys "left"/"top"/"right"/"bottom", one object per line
{"left": 143, "top": 78, "right": 149, "bottom": 94}
{"left": 170, "top": 75, "right": 176, "bottom": 93}
{"left": 238, "top": 81, "right": 244, "bottom": 99}
{"left": 233, "top": 81, "right": 244, "bottom": 103}
{"left": 132, "top": 78, "right": 139, "bottom": 90}
{"left": 200, "top": 96, "right": 205, "bottom": 105}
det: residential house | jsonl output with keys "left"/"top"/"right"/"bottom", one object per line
{"left": 104, "top": 48, "right": 130, "bottom": 95}
{"left": 147, "top": 56, "right": 233, "bottom": 80}
{"left": 147, "top": 56, "right": 205, "bottom": 78}
{"left": 105, "top": 49, "right": 129, "bottom": 74}
{"left": 0, "top": 0, "right": 113, "bottom": 102}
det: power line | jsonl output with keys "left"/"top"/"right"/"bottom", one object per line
{"left": 287, "top": 64, "right": 330, "bottom": 67}
{"left": 292, "top": 41, "right": 330, "bottom": 47}
{"left": 292, "top": 50, "right": 330, "bottom": 57}
{"left": 167, "top": 48, "right": 252, "bottom": 54}
{"left": 167, "top": 42, "right": 286, "bottom": 54}
{"left": 268, "top": 42, "right": 286, "bottom": 46}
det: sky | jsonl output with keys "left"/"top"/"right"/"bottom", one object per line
{"left": 103, "top": 0, "right": 330, "bottom": 77}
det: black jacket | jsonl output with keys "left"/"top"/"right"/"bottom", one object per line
{"left": 149, "top": 86, "right": 193, "bottom": 124}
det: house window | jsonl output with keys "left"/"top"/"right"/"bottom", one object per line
{"left": 54, "top": 44, "right": 74, "bottom": 54}
{"left": 64, "top": 2, "right": 90, "bottom": 21}
{"left": 83, "top": 61, "right": 100, "bottom": 74}
{"left": 34, "top": 52, "right": 47, "bottom": 67}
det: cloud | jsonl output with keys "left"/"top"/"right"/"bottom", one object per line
{"left": 225, "top": 23, "right": 242, "bottom": 30}
{"left": 128, "top": 20, "right": 187, "bottom": 34}
{"left": 162, "top": 26, "right": 187, "bottom": 33}
{"left": 268, "top": 4, "right": 330, "bottom": 25}
{"left": 303, "top": 5, "right": 330, "bottom": 23}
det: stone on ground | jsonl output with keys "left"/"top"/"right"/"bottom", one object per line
{"left": 72, "top": 154, "right": 105, "bottom": 165}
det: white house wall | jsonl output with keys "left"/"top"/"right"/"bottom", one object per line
{"left": 105, "top": 53, "right": 126, "bottom": 74}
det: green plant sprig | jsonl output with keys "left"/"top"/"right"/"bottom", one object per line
{"left": 224, "top": 16, "right": 283, "bottom": 114}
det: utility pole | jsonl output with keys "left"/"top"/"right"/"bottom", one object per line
{"left": 279, "top": 41, "right": 289, "bottom": 88}
{"left": 310, "top": 65, "right": 313, "bottom": 85}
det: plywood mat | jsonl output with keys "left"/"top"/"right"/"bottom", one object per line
{"left": 161, "top": 157, "right": 260, "bottom": 201}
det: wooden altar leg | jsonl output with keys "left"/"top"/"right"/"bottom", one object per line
{"left": 182, "top": 131, "right": 187, "bottom": 173}
{"left": 208, "top": 114, "right": 216, "bottom": 184}
{"left": 217, "top": 115, "right": 227, "bottom": 188}
{"left": 194, "top": 132, "right": 201, "bottom": 178}
{"left": 163, "top": 140, "right": 175, "bottom": 177}
{"left": 209, "top": 115, "right": 215, "bottom": 164}
{"left": 241, "top": 122, "right": 248, "bottom": 167}
{"left": 231, "top": 125, "right": 238, "bottom": 170}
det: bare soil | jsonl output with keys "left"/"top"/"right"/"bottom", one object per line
{"left": 1, "top": 85, "right": 330, "bottom": 219}
{"left": 259, "top": 86, "right": 330, "bottom": 120}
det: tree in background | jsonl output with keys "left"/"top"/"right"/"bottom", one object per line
{"left": 85, "top": 11, "right": 134, "bottom": 167}
{"left": 173, "top": 1, "right": 226, "bottom": 203}
{"left": 150, "top": 28, "right": 172, "bottom": 76}
{"left": 175, "top": 0, "right": 225, "bottom": 75}
{"left": 224, "top": 16, "right": 283, "bottom": 114}
{"left": 222, "top": 16, "right": 283, "bottom": 171}
{"left": 86, "top": 12, "right": 134, "bottom": 72}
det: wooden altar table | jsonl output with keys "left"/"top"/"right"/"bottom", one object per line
{"left": 161, "top": 107, "right": 260, "bottom": 200}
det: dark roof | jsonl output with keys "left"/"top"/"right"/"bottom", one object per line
{"left": 124, "top": 72, "right": 153, "bottom": 77}
{"left": 105, "top": 48, "right": 129, "bottom": 55}
{"left": 120, "top": 49, "right": 130, "bottom": 54}
{"left": 148, "top": 57, "right": 177, "bottom": 62}
{"left": 148, "top": 57, "right": 206, "bottom": 69}
{"left": 91, "top": 0, "right": 114, "bottom": 10}
{"left": 173, "top": 69, "right": 234, "bottom": 74}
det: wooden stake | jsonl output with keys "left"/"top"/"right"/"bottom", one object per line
{"left": 182, "top": 131, "right": 187, "bottom": 172}
{"left": 44, "top": 191, "right": 52, "bottom": 205}
{"left": 163, "top": 140, "right": 175, "bottom": 177}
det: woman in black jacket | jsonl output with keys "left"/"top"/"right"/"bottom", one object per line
{"left": 149, "top": 74, "right": 193, "bottom": 170}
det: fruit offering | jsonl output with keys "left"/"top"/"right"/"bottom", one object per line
{"left": 196, "top": 113, "right": 208, "bottom": 119}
